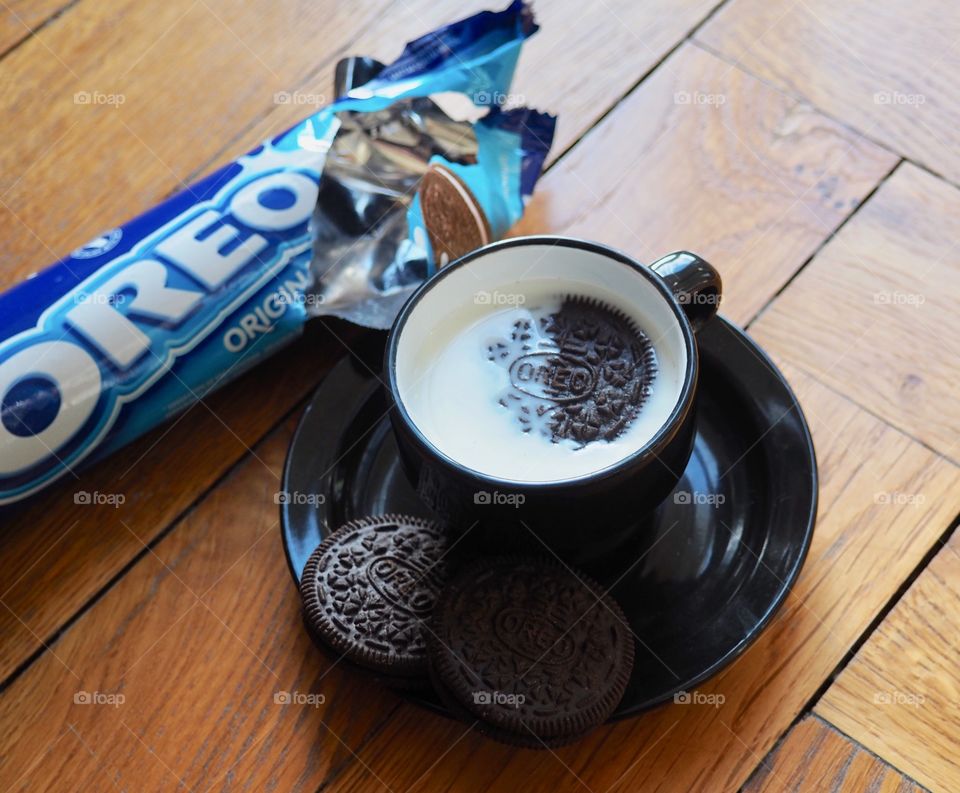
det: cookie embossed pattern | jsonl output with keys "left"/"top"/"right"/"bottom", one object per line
{"left": 488, "top": 297, "right": 658, "bottom": 446}
{"left": 300, "top": 515, "right": 451, "bottom": 688}
{"left": 428, "top": 556, "right": 635, "bottom": 747}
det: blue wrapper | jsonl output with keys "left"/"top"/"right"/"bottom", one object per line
{"left": 0, "top": 1, "right": 555, "bottom": 505}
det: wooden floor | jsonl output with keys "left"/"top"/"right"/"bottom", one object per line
{"left": 1, "top": 0, "right": 958, "bottom": 790}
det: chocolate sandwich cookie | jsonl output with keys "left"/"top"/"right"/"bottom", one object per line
{"left": 419, "top": 163, "right": 491, "bottom": 268}
{"left": 428, "top": 556, "right": 635, "bottom": 747}
{"left": 490, "top": 296, "right": 659, "bottom": 447}
{"left": 542, "top": 297, "right": 658, "bottom": 445}
{"left": 300, "top": 514, "right": 450, "bottom": 687}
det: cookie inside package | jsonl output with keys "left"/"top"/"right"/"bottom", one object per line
{"left": 0, "top": 1, "right": 555, "bottom": 505}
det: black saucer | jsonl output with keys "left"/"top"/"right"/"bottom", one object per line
{"left": 280, "top": 317, "right": 817, "bottom": 718}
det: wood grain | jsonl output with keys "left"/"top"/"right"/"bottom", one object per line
{"left": 0, "top": 0, "right": 721, "bottom": 292}
{"left": 510, "top": 43, "right": 896, "bottom": 325}
{"left": 0, "top": 322, "right": 357, "bottom": 684}
{"left": 0, "top": 0, "right": 408, "bottom": 289}
{"left": 695, "top": 0, "right": 960, "bottom": 184}
{"left": 2, "top": 0, "right": 958, "bottom": 789}
{"left": 0, "top": 24, "right": 897, "bottom": 706}
{"left": 816, "top": 528, "right": 960, "bottom": 793}
{"left": 232, "top": 0, "right": 725, "bottom": 164}
{"left": 743, "top": 715, "right": 926, "bottom": 793}
{"left": 0, "top": 0, "right": 70, "bottom": 56}
{"left": 751, "top": 163, "right": 960, "bottom": 462}
{"left": 0, "top": 0, "right": 725, "bottom": 687}
{"left": 0, "top": 416, "right": 406, "bottom": 792}
{"left": 314, "top": 363, "right": 960, "bottom": 792}
{"left": 6, "top": 357, "right": 956, "bottom": 792}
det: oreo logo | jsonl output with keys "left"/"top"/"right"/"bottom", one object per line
{"left": 367, "top": 556, "right": 437, "bottom": 615}
{"left": 493, "top": 607, "right": 576, "bottom": 665}
{"left": 491, "top": 298, "right": 658, "bottom": 445}
{"left": 0, "top": 161, "right": 320, "bottom": 503}
{"left": 508, "top": 353, "right": 595, "bottom": 403}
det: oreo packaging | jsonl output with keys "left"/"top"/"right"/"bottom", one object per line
{"left": 0, "top": 2, "right": 555, "bottom": 504}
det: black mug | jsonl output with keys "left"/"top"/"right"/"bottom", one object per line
{"left": 385, "top": 236, "right": 721, "bottom": 552}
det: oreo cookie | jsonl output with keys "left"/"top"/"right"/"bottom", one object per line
{"left": 419, "top": 163, "right": 491, "bottom": 268}
{"left": 542, "top": 297, "right": 657, "bottom": 444}
{"left": 427, "top": 556, "right": 635, "bottom": 747}
{"left": 299, "top": 514, "right": 451, "bottom": 687}
{"left": 487, "top": 296, "right": 658, "bottom": 447}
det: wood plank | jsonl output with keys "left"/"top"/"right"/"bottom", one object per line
{"left": 742, "top": 715, "right": 926, "bottom": 793}
{"left": 0, "top": 29, "right": 904, "bottom": 785}
{"left": 6, "top": 351, "right": 956, "bottom": 792}
{"left": 319, "top": 362, "right": 960, "bottom": 792}
{"left": 0, "top": 0, "right": 724, "bottom": 679}
{"left": 816, "top": 528, "right": 960, "bottom": 793}
{"left": 232, "top": 0, "right": 726, "bottom": 168}
{"left": 509, "top": 43, "right": 897, "bottom": 326}
{"left": 0, "top": 4, "right": 955, "bottom": 789}
{"left": 0, "top": 0, "right": 722, "bottom": 292}
{"left": 0, "top": 0, "right": 723, "bottom": 686}
{"left": 695, "top": 0, "right": 960, "bottom": 184}
{"left": 0, "top": 322, "right": 357, "bottom": 684}
{"left": 0, "top": 0, "right": 70, "bottom": 56}
{"left": 0, "top": 0, "right": 403, "bottom": 290}
{"left": 751, "top": 163, "right": 960, "bottom": 462}
{"left": 0, "top": 415, "right": 405, "bottom": 792}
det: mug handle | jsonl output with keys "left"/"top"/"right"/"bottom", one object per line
{"left": 649, "top": 251, "right": 722, "bottom": 331}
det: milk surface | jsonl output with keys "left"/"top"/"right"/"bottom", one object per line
{"left": 399, "top": 281, "right": 684, "bottom": 482}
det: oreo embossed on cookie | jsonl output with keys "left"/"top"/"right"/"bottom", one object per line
{"left": 493, "top": 296, "right": 658, "bottom": 446}
{"left": 419, "top": 163, "right": 491, "bottom": 268}
{"left": 300, "top": 514, "right": 451, "bottom": 687}
{"left": 427, "top": 556, "right": 635, "bottom": 747}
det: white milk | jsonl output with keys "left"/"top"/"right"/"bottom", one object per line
{"left": 397, "top": 279, "right": 685, "bottom": 483}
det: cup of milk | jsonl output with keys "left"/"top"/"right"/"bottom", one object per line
{"left": 385, "top": 236, "right": 721, "bottom": 551}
